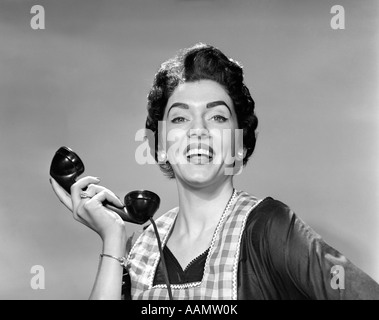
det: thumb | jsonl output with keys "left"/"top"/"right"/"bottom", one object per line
{"left": 49, "top": 177, "right": 73, "bottom": 212}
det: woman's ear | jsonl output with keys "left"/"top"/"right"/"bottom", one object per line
{"left": 236, "top": 148, "right": 246, "bottom": 161}
{"left": 157, "top": 150, "right": 167, "bottom": 163}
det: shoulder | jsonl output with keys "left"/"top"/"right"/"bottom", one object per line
{"left": 234, "top": 190, "right": 294, "bottom": 224}
{"left": 246, "top": 195, "right": 294, "bottom": 225}
{"left": 256, "top": 197, "right": 291, "bottom": 213}
{"left": 243, "top": 195, "right": 323, "bottom": 254}
{"left": 140, "top": 206, "right": 179, "bottom": 238}
{"left": 242, "top": 195, "right": 297, "bottom": 244}
{"left": 150, "top": 206, "right": 179, "bottom": 229}
{"left": 239, "top": 196, "right": 300, "bottom": 277}
{"left": 128, "top": 207, "right": 179, "bottom": 253}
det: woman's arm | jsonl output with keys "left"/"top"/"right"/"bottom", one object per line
{"left": 89, "top": 230, "right": 128, "bottom": 300}
{"left": 265, "top": 200, "right": 379, "bottom": 299}
{"left": 50, "top": 176, "right": 129, "bottom": 300}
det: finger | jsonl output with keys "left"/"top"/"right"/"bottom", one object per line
{"left": 84, "top": 184, "right": 124, "bottom": 208}
{"left": 85, "top": 189, "right": 125, "bottom": 212}
{"left": 71, "top": 176, "right": 100, "bottom": 206}
{"left": 84, "top": 184, "right": 109, "bottom": 198}
{"left": 50, "top": 177, "right": 73, "bottom": 211}
{"left": 50, "top": 177, "right": 92, "bottom": 229}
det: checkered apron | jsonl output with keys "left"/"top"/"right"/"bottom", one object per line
{"left": 125, "top": 190, "right": 261, "bottom": 300}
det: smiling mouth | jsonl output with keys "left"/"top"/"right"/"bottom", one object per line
{"left": 185, "top": 143, "right": 214, "bottom": 164}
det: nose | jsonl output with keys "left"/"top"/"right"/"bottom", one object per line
{"left": 187, "top": 117, "right": 210, "bottom": 139}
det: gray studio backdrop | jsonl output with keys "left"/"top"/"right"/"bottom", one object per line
{"left": 0, "top": 0, "right": 378, "bottom": 299}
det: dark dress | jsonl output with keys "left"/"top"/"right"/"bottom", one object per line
{"left": 123, "top": 197, "right": 379, "bottom": 300}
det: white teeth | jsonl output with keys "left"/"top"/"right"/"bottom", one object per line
{"left": 187, "top": 149, "right": 212, "bottom": 157}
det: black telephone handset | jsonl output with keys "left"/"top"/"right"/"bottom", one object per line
{"left": 50, "top": 146, "right": 160, "bottom": 225}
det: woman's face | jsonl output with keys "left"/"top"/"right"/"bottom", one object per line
{"left": 162, "top": 79, "right": 242, "bottom": 188}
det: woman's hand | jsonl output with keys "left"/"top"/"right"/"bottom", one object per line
{"left": 50, "top": 176, "right": 126, "bottom": 241}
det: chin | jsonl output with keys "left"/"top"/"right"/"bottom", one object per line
{"left": 177, "top": 165, "right": 224, "bottom": 188}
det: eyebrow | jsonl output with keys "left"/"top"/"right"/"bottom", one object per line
{"left": 167, "top": 100, "right": 232, "bottom": 116}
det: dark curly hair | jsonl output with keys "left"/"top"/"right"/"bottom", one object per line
{"left": 145, "top": 43, "right": 258, "bottom": 179}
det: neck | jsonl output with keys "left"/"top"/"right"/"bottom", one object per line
{"left": 174, "top": 179, "right": 235, "bottom": 237}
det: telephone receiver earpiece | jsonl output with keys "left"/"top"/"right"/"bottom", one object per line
{"left": 49, "top": 146, "right": 159, "bottom": 225}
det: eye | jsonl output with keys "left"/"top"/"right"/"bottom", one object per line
{"left": 171, "top": 116, "right": 187, "bottom": 123}
{"left": 211, "top": 115, "right": 228, "bottom": 123}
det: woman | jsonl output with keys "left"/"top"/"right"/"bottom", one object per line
{"left": 50, "top": 43, "right": 379, "bottom": 299}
